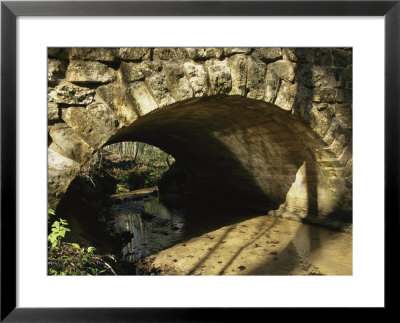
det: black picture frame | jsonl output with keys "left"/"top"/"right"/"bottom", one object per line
{"left": 1, "top": 0, "right": 398, "bottom": 321}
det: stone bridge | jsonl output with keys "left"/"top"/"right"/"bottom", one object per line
{"left": 48, "top": 47, "right": 352, "bottom": 225}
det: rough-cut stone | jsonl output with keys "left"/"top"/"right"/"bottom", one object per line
{"left": 145, "top": 73, "right": 175, "bottom": 107}
{"left": 48, "top": 48, "right": 69, "bottom": 59}
{"left": 129, "top": 82, "right": 158, "bottom": 115}
{"left": 246, "top": 57, "right": 267, "bottom": 100}
{"left": 49, "top": 123, "right": 94, "bottom": 163}
{"left": 333, "top": 103, "right": 352, "bottom": 128}
{"left": 120, "top": 60, "right": 162, "bottom": 83}
{"left": 183, "top": 61, "right": 209, "bottom": 97}
{"left": 312, "top": 88, "right": 337, "bottom": 103}
{"left": 322, "top": 118, "right": 344, "bottom": 146}
{"left": 264, "top": 69, "right": 280, "bottom": 103}
{"left": 206, "top": 59, "right": 232, "bottom": 95}
{"left": 293, "top": 86, "right": 312, "bottom": 118}
{"left": 228, "top": 54, "right": 247, "bottom": 96}
{"left": 268, "top": 60, "right": 296, "bottom": 83}
{"left": 332, "top": 49, "right": 351, "bottom": 67}
{"left": 48, "top": 102, "right": 59, "bottom": 122}
{"left": 335, "top": 89, "right": 352, "bottom": 103}
{"left": 186, "top": 48, "right": 223, "bottom": 60}
{"left": 69, "top": 48, "right": 117, "bottom": 62}
{"left": 97, "top": 83, "right": 138, "bottom": 126}
{"left": 223, "top": 48, "right": 251, "bottom": 56}
{"left": 66, "top": 60, "right": 116, "bottom": 84}
{"left": 311, "top": 105, "right": 335, "bottom": 137}
{"left": 48, "top": 59, "right": 68, "bottom": 83}
{"left": 48, "top": 81, "right": 95, "bottom": 105}
{"left": 274, "top": 80, "right": 298, "bottom": 111}
{"left": 153, "top": 48, "right": 188, "bottom": 60}
{"left": 61, "top": 102, "right": 120, "bottom": 149}
{"left": 48, "top": 147, "right": 81, "bottom": 207}
{"left": 330, "top": 133, "right": 348, "bottom": 157}
{"left": 296, "top": 65, "right": 344, "bottom": 88}
{"left": 284, "top": 48, "right": 314, "bottom": 63}
{"left": 118, "top": 48, "right": 151, "bottom": 61}
{"left": 314, "top": 48, "right": 332, "bottom": 66}
{"left": 253, "top": 48, "right": 282, "bottom": 62}
{"left": 162, "top": 61, "right": 194, "bottom": 101}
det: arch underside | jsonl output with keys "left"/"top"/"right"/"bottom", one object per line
{"left": 105, "top": 96, "right": 351, "bottom": 219}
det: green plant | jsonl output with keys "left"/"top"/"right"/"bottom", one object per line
{"left": 48, "top": 208, "right": 55, "bottom": 221}
{"left": 48, "top": 218, "right": 71, "bottom": 248}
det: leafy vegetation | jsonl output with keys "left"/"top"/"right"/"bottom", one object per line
{"left": 78, "top": 141, "right": 174, "bottom": 194}
{"left": 48, "top": 218, "right": 71, "bottom": 248}
{"left": 47, "top": 209, "right": 117, "bottom": 276}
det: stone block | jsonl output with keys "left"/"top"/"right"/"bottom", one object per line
{"left": 97, "top": 83, "right": 138, "bottom": 126}
{"left": 206, "top": 59, "right": 232, "bottom": 95}
{"left": 228, "top": 54, "right": 247, "bottom": 96}
{"left": 264, "top": 69, "right": 280, "bottom": 103}
{"left": 253, "top": 48, "right": 282, "bottom": 62}
{"left": 162, "top": 61, "right": 194, "bottom": 101}
{"left": 48, "top": 102, "right": 60, "bottom": 122}
{"left": 329, "top": 133, "right": 348, "bottom": 157}
{"left": 128, "top": 82, "right": 158, "bottom": 115}
{"left": 69, "top": 48, "right": 118, "bottom": 62}
{"left": 313, "top": 48, "right": 332, "bottom": 66}
{"left": 120, "top": 60, "right": 162, "bottom": 83}
{"left": 223, "top": 48, "right": 251, "bottom": 56}
{"left": 332, "top": 49, "right": 352, "bottom": 67}
{"left": 145, "top": 73, "right": 176, "bottom": 107}
{"left": 296, "top": 64, "right": 344, "bottom": 88}
{"left": 268, "top": 60, "right": 296, "bottom": 83}
{"left": 284, "top": 48, "right": 314, "bottom": 63}
{"left": 61, "top": 102, "right": 120, "bottom": 149}
{"left": 48, "top": 81, "right": 95, "bottom": 105}
{"left": 153, "top": 48, "right": 188, "bottom": 60}
{"left": 49, "top": 123, "right": 94, "bottom": 163}
{"left": 313, "top": 106, "right": 335, "bottom": 138}
{"left": 186, "top": 48, "right": 223, "bottom": 60}
{"left": 274, "top": 80, "right": 298, "bottom": 111}
{"left": 48, "top": 147, "right": 81, "bottom": 209}
{"left": 246, "top": 57, "right": 267, "bottom": 100}
{"left": 183, "top": 61, "right": 209, "bottom": 97}
{"left": 293, "top": 86, "right": 312, "bottom": 118}
{"left": 48, "top": 48, "right": 69, "bottom": 59}
{"left": 66, "top": 60, "right": 116, "bottom": 84}
{"left": 118, "top": 48, "right": 151, "bottom": 61}
{"left": 312, "top": 87, "right": 337, "bottom": 103}
{"left": 48, "top": 58, "right": 68, "bottom": 83}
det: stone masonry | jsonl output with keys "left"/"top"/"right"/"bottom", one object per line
{"left": 48, "top": 48, "right": 352, "bottom": 226}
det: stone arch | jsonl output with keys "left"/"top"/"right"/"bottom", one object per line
{"left": 48, "top": 47, "right": 352, "bottom": 223}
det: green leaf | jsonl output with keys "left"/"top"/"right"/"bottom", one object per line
{"left": 53, "top": 221, "right": 60, "bottom": 229}
{"left": 59, "top": 231, "right": 66, "bottom": 238}
{"left": 49, "top": 235, "right": 57, "bottom": 244}
{"left": 87, "top": 246, "right": 96, "bottom": 253}
{"left": 60, "top": 219, "right": 68, "bottom": 226}
{"left": 48, "top": 209, "right": 56, "bottom": 215}
{"left": 72, "top": 243, "right": 80, "bottom": 250}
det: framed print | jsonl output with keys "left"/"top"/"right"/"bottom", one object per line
{"left": 1, "top": 0, "right": 398, "bottom": 321}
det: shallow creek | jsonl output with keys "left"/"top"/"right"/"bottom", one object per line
{"left": 106, "top": 187, "right": 352, "bottom": 275}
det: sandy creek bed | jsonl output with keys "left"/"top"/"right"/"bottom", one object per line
{"left": 107, "top": 188, "right": 352, "bottom": 276}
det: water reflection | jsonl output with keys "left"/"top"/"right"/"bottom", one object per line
{"left": 105, "top": 188, "right": 352, "bottom": 275}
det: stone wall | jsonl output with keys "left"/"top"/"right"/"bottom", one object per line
{"left": 48, "top": 48, "right": 352, "bottom": 226}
